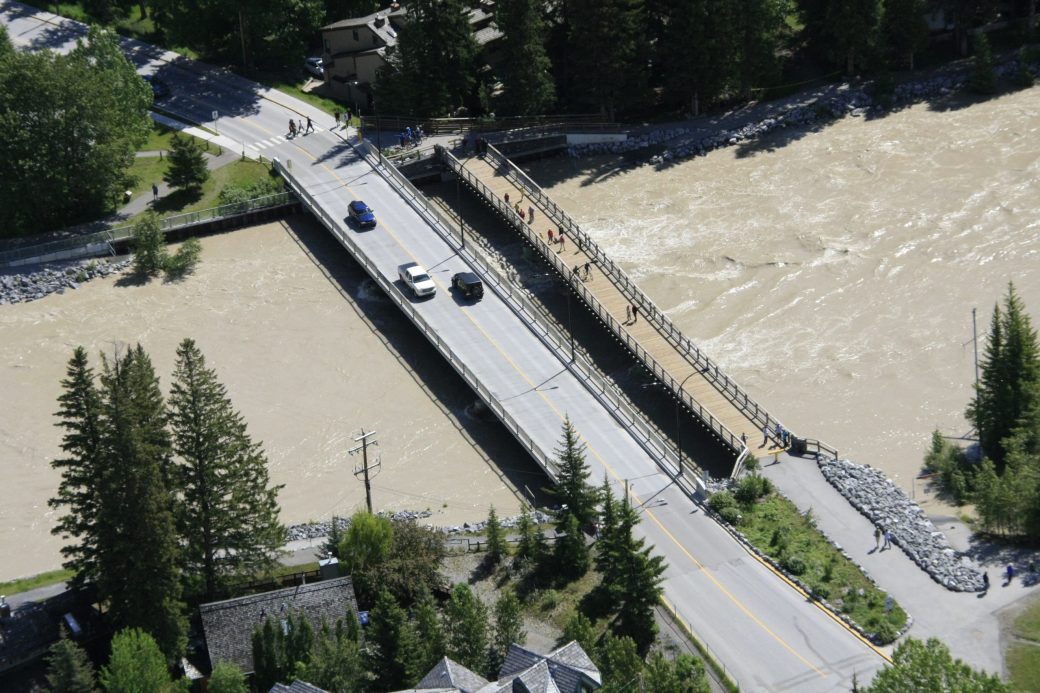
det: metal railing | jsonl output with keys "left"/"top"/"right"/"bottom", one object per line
{"left": 474, "top": 143, "right": 834, "bottom": 457}
{"left": 362, "top": 112, "right": 609, "bottom": 136}
{"left": 438, "top": 145, "right": 745, "bottom": 457}
{"left": 355, "top": 139, "right": 707, "bottom": 489}
{"left": 0, "top": 192, "right": 294, "bottom": 267}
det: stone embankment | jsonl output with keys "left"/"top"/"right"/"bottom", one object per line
{"left": 0, "top": 258, "right": 130, "bottom": 305}
{"left": 569, "top": 57, "right": 1040, "bottom": 164}
{"left": 819, "top": 457, "right": 985, "bottom": 592}
{"left": 285, "top": 508, "right": 555, "bottom": 542}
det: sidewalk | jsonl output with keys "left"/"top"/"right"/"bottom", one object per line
{"left": 760, "top": 452, "right": 1037, "bottom": 674}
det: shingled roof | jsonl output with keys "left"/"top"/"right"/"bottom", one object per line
{"left": 416, "top": 657, "right": 490, "bottom": 692}
{"left": 269, "top": 682, "right": 329, "bottom": 693}
{"left": 199, "top": 576, "right": 359, "bottom": 673}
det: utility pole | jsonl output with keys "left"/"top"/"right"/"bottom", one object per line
{"left": 972, "top": 307, "right": 980, "bottom": 394}
{"left": 348, "top": 429, "right": 380, "bottom": 513}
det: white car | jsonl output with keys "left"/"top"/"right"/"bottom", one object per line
{"left": 305, "top": 57, "right": 324, "bottom": 78}
{"left": 398, "top": 262, "right": 436, "bottom": 298}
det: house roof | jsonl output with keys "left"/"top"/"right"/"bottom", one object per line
{"left": 269, "top": 682, "right": 329, "bottom": 693}
{"left": 322, "top": 5, "right": 406, "bottom": 47}
{"left": 416, "top": 657, "right": 490, "bottom": 693}
{"left": 199, "top": 576, "right": 359, "bottom": 674}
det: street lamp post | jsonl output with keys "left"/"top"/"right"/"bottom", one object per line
{"left": 675, "top": 372, "right": 698, "bottom": 473}
{"left": 564, "top": 270, "right": 575, "bottom": 361}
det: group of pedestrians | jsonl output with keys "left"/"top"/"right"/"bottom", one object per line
{"left": 873, "top": 525, "right": 894, "bottom": 551}
{"left": 624, "top": 304, "right": 639, "bottom": 324}
{"left": 573, "top": 262, "right": 593, "bottom": 281}
{"left": 288, "top": 116, "right": 315, "bottom": 138}
{"left": 332, "top": 109, "right": 351, "bottom": 129}
{"left": 398, "top": 125, "right": 424, "bottom": 147}
{"left": 762, "top": 422, "right": 791, "bottom": 448}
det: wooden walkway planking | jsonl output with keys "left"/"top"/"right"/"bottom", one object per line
{"left": 462, "top": 155, "right": 761, "bottom": 448}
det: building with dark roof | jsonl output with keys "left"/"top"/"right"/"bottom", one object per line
{"left": 269, "top": 682, "right": 330, "bottom": 693}
{"left": 400, "top": 641, "right": 601, "bottom": 693}
{"left": 199, "top": 576, "right": 359, "bottom": 674}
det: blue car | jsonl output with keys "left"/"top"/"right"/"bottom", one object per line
{"left": 348, "top": 200, "right": 376, "bottom": 229}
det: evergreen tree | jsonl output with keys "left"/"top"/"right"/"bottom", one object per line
{"left": 284, "top": 612, "right": 315, "bottom": 677}
{"left": 96, "top": 346, "right": 186, "bottom": 662}
{"left": 495, "top": 0, "right": 555, "bottom": 115}
{"left": 251, "top": 617, "right": 286, "bottom": 691}
{"left": 490, "top": 590, "right": 526, "bottom": 674}
{"left": 402, "top": 587, "right": 446, "bottom": 685}
{"left": 130, "top": 213, "right": 168, "bottom": 277}
{"left": 970, "top": 32, "right": 997, "bottom": 94}
{"left": 863, "top": 637, "right": 1010, "bottom": 692}
{"left": 99, "top": 628, "right": 179, "bottom": 693}
{"left": 609, "top": 493, "right": 667, "bottom": 650}
{"left": 968, "top": 283, "right": 1040, "bottom": 469}
{"left": 549, "top": 416, "right": 598, "bottom": 530}
{"left": 168, "top": 338, "right": 285, "bottom": 599}
{"left": 513, "top": 504, "right": 539, "bottom": 568}
{"left": 562, "top": 612, "right": 596, "bottom": 655}
{"left": 554, "top": 512, "right": 591, "bottom": 580}
{"left": 163, "top": 133, "right": 209, "bottom": 191}
{"left": 368, "top": 589, "right": 409, "bottom": 690}
{"left": 822, "top": 0, "right": 883, "bottom": 73}
{"left": 564, "top": 0, "right": 649, "bottom": 117}
{"left": 658, "top": 0, "right": 735, "bottom": 114}
{"left": 46, "top": 636, "right": 98, "bottom": 693}
{"left": 882, "top": 0, "right": 928, "bottom": 70}
{"left": 50, "top": 347, "right": 106, "bottom": 591}
{"left": 302, "top": 618, "right": 367, "bottom": 693}
{"left": 597, "top": 634, "right": 643, "bottom": 692}
{"left": 207, "top": 661, "right": 247, "bottom": 693}
{"left": 595, "top": 476, "right": 621, "bottom": 596}
{"left": 444, "top": 583, "right": 490, "bottom": 676}
{"left": 485, "top": 505, "right": 507, "bottom": 566}
{"left": 375, "top": 0, "right": 479, "bottom": 116}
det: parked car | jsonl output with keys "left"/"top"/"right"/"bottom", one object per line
{"left": 305, "top": 56, "right": 324, "bottom": 78}
{"left": 398, "top": 262, "right": 436, "bottom": 297}
{"left": 143, "top": 75, "right": 170, "bottom": 100}
{"left": 348, "top": 200, "right": 376, "bottom": 229}
{"left": 452, "top": 271, "right": 484, "bottom": 300}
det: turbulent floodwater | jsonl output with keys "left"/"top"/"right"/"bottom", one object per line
{"left": 526, "top": 87, "right": 1040, "bottom": 500}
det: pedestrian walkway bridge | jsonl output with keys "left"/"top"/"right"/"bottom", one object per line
{"left": 438, "top": 143, "right": 839, "bottom": 472}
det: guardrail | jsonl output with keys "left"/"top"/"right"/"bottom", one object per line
{"left": 321, "top": 138, "right": 707, "bottom": 491}
{"left": 437, "top": 145, "right": 745, "bottom": 458}
{"left": 475, "top": 143, "right": 832, "bottom": 460}
{"left": 0, "top": 192, "right": 294, "bottom": 267}
{"left": 362, "top": 112, "right": 609, "bottom": 136}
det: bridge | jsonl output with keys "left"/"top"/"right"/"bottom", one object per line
{"left": 2, "top": 3, "right": 882, "bottom": 688}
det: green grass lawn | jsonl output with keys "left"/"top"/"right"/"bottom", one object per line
{"left": 141, "top": 122, "right": 220, "bottom": 153}
{"left": 127, "top": 157, "right": 274, "bottom": 221}
{"left": 0, "top": 568, "right": 75, "bottom": 596}
{"left": 732, "top": 492, "right": 908, "bottom": 643}
{"left": 1009, "top": 595, "right": 1040, "bottom": 691}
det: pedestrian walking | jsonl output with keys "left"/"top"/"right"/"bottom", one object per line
{"left": 559, "top": 231, "right": 566, "bottom": 250}
{"left": 289, "top": 119, "right": 297, "bottom": 137}
{"left": 504, "top": 192, "right": 510, "bottom": 204}
{"left": 306, "top": 116, "right": 314, "bottom": 133}
{"left": 883, "top": 529, "right": 893, "bottom": 549}
{"left": 1007, "top": 564, "right": 1016, "bottom": 583}
{"left": 741, "top": 432, "right": 748, "bottom": 447}
{"left": 631, "top": 304, "right": 638, "bottom": 322}
{"left": 782, "top": 428, "right": 790, "bottom": 447}
{"left": 152, "top": 183, "right": 159, "bottom": 201}
{"left": 528, "top": 205, "right": 535, "bottom": 224}
{"left": 983, "top": 572, "right": 990, "bottom": 590}
{"left": 775, "top": 422, "right": 783, "bottom": 442}
{"left": 583, "top": 262, "right": 591, "bottom": 279}
{"left": 298, "top": 119, "right": 305, "bottom": 135}
{"left": 874, "top": 526, "right": 882, "bottom": 550}
{"left": 761, "top": 424, "right": 769, "bottom": 447}
{"left": 625, "top": 305, "right": 632, "bottom": 323}
{"left": 334, "top": 110, "right": 340, "bottom": 126}
{"left": 547, "top": 228, "right": 555, "bottom": 244}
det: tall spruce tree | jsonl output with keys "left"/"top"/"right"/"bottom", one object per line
{"left": 490, "top": 590, "right": 526, "bottom": 674}
{"left": 163, "top": 134, "right": 208, "bottom": 191}
{"left": 45, "top": 636, "right": 98, "bottom": 693}
{"left": 485, "top": 505, "right": 507, "bottom": 565}
{"left": 167, "top": 338, "right": 285, "bottom": 599}
{"left": 822, "top": 0, "right": 883, "bottom": 73}
{"left": 595, "top": 476, "right": 622, "bottom": 597}
{"left": 553, "top": 512, "right": 591, "bottom": 579}
{"left": 368, "top": 589, "right": 409, "bottom": 690}
{"left": 402, "top": 587, "right": 446, "bottom": 685}
{"left": 495, "top": 0, "right": 556, "bottom": 115}
{"left": 968, "top": 283, "right": 1040, "bottom": 469}
{"left": 608, "top": 492, "right": 667, "bottom": 650}
{"left": 882, "top": 0, "right": 928, "bottom": 70}
{"left": 549, "top": 416, "right": 598, "bottom": 530}
{"left": 302, "top": 617, "right": 367, "bottom": 692}
{"left": 96, "top": 346, "right": 186, "bottom": 661}
{"left": 564, "top": 0, "right": 649, "bottom": 117}
{"left": 99, "top": 628, "right": 180, "bottom": 693}
{"left": 50, "top": 347, "right": 106, "bottom": 591}
{"left": 444, "top": 583, "right": 490, "bottom": 676}
{"left": 658, "top": 0, "right": 735, "bottom": 114}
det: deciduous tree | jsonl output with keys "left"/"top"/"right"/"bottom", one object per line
{"left": 131, "top": 213, "right": 168, "bottom": 277}
{"left": 862, "top": 637, "right": 1010, "bottom": 692}
{"left": 490, "top": 590, "right": 526, "bottom": 674}
{"left": 301, "top": 616, "right": 367, "bottom": 692}
{"left": 206, "top": 661, "right": 247, "bottom": 693}
{"left": 99, "top": 628, "right": 182, "bottom": 693}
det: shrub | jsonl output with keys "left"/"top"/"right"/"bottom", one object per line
{"left": 873, "top": 619, "right": 900, "bottom": 644}
{"left": 164, "top": 237, "right": 202, "bottom": 279}
{"left": 131, "top": 212, "right": 167, "bottom": 276}
{"left": 734, "top": 475, "right": 772, "bottom": 505}
{"left": 718, "top": 506, "right": 741, "bottom": 526}
{"left": 783, "top": 554, "right": 807, "bottom": 575}
{"left": 707, "top": 491, "right": 736, "bottom": 514}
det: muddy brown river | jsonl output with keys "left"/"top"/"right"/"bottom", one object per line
{"left": 526, "top": 86, "right": 1040, "bottom": 502}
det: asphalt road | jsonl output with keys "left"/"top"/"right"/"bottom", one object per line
{"left": 1, "top": 3, "right": 889, "bottom": 688}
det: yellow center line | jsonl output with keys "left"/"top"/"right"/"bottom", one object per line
{"left": 289, "top": 141, "right": 871, "bottom": 681}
